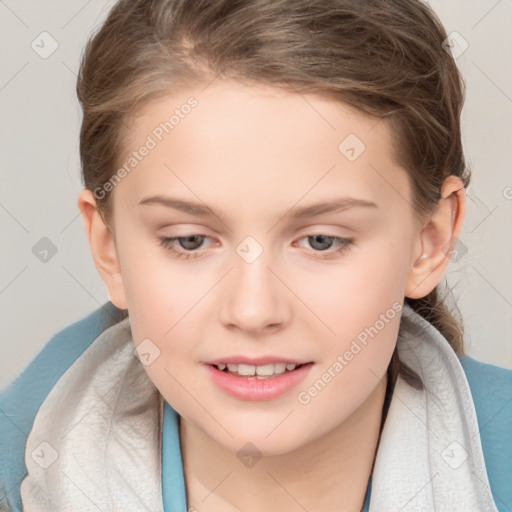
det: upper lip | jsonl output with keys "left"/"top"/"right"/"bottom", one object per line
{"left": 205, "top": 356, "right": 312, "bottom": 366}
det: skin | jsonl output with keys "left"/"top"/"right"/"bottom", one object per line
{"left": 78, "top": 79, "right": 465, "bottom": 512}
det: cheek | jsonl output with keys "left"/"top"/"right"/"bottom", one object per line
{"left": 292, "top": 238, "right": 409, "bottom": 341}
{"left": 117, "top": 237, "right": 206, "bottom": 334}
{"left": 118, "top": 245, "right": 212, "bottom": 391}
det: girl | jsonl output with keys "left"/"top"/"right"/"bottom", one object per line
{"left": 1, "top": 1, "right": 511, "bottom": 511}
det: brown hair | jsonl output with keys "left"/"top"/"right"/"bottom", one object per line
{"left": 76, "top": 0, "right": 470, "bottom": 390}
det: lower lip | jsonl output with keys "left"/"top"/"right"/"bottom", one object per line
{"left": 204, "top": 363, "right": 314, "bottom": 401}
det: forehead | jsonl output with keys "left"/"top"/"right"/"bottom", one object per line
{"left": 113, "top": 79, "right": 411, "bottom": 223}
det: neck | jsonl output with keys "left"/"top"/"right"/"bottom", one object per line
{"left": 179, "top": 374, "right": 388, "bottom": 512}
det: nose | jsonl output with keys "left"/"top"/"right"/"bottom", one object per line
{"left": 218, "top": 245, "right": 291, "bottom": 335}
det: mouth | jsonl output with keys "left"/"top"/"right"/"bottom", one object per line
{"left": 205, "top": 361, "right": 314, "bottom": 401}
{"left": 210, "top": 362, "right": 308, "bottom": 379}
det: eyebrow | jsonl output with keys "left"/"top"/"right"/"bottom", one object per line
{"left": 139, "top": 195, "right": 378, "bottom": 219}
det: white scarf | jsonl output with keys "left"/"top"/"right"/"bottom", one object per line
{"left": 20, "top": 304, "right": 498, "bottom": 511}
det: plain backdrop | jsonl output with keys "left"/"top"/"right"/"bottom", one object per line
{"left": 1, "top": 0, "right": 511, "bottom": 389}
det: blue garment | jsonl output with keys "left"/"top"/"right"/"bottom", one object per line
{"left": 1, "top": 301, "right": 511, "bottom": 511}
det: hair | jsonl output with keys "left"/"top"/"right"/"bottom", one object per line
{"left": 76, "top": 0, "right": 470, "bottom": 391}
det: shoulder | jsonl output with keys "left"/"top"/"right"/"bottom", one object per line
{"left": 459, "top": 354, "right": 512, "bottom": 512}
{"left": 0, "top": 301, "right": 127, "bottom": 512}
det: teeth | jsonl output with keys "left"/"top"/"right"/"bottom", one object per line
{"left": 237, "top": 364, "right": 256, "bottom": 376}
{"left": 273, "top": 363, "right": 287, "bottom": 374}
{"left": 256, "top": 363, "right": 275, "bottom": 376}
{"left": 217, "top": 362, "right": 300, "bottom": 376}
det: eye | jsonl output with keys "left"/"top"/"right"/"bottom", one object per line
{"left": 296, "top": 234, "right": 354, "bottom": 259}
{"left": 157, "top": 233, "right": 354, "bottom": 261}
{"left": 157, "top": 234, "right": 211, "bottom": 260}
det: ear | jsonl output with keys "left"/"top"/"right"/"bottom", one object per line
{"left": 404, "top": 176, "right": 466, "bottom": 299}
{"left": 77, "top": 189, "right": 128, "bottom": 310}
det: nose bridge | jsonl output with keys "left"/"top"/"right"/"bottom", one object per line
{"left": 219, "top": 235, "right": 288, "bottom": 332}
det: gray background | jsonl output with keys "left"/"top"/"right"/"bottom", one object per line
{"left": 1, "top": 0, "right": 511, "bottom": 389}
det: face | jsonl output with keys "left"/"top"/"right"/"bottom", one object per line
{"left": 106, "top": 79, "right": 419, "bottom": 455}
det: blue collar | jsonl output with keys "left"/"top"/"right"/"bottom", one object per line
{"left": 162, "top": 401, "right": 188, "bottom": 511}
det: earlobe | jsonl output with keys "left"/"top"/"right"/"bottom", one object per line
{"left": 405, "top": 176, "right": 466, "bottom": 299}
{"left": 77, "top": 189, "right": 128, "bottom": 310}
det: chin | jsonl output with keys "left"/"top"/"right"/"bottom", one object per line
{"left": 211, "top": 425, "right": 307, "bottom": 458}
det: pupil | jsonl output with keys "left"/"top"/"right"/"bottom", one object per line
{"left": 310, "top": 235, "right": 332, "bottom": 250}
{"left": 181, "top": 235, "right": 203, "bottom": 250}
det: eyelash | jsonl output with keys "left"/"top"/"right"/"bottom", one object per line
{"left": 156, "top": 234, "right": 354, "bottom": 260}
